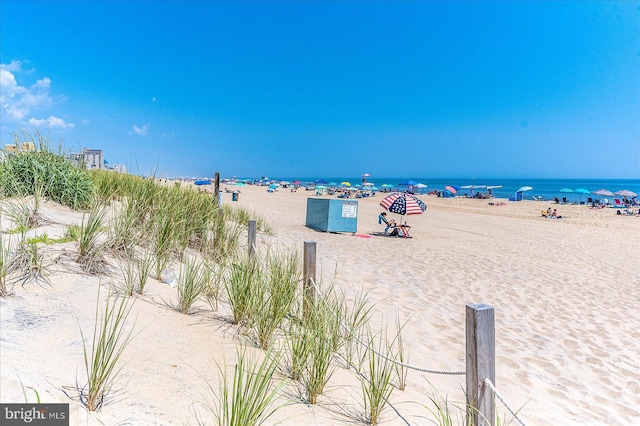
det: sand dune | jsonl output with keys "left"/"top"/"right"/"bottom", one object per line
{"left": 1, "top": 184, "right": 639, "bottom": 425}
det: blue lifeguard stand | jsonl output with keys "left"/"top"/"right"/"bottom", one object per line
{"left": 305, "top": 198, "right": 358, "bottom": 233}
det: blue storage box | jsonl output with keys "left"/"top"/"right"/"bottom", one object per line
{"left": 305, "top": 198, "right": 358, "bottom": 233}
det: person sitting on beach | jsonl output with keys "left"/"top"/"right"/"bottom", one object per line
{"left": 378, "top": 212, "right": 395, "bottom": 235}
{"left": 551, "top": 209, "right": 564, "bottom": 219}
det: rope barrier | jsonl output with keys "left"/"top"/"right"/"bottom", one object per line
{"left": 484, "top": 378, "right": 526, "bottom": 426}
{"left": 309, "top": 278, "right": 465, "bottom": 376}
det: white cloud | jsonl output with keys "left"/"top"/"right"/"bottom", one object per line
{"left": 28, "top": 116, "right": 75, "bottom": 129}
{"left": 130, "top": 123, "right": 150, "bottom": 136}
{"left": 82, "top": 119, "right": 90, "bottom": 125}
{"left": 152, "top": 97, "right": 156, "bottom": 102}
{"left": 1, "top": 59, "right": 24, "bottom": 72}
{"left": 0, "top": 61, "right": 64, "bottom": 126}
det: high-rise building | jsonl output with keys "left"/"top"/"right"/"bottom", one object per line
{"left": 82, "top": 148, "right": 104, "bottom": 170}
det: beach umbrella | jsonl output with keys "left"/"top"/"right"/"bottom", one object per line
{"left": 593, "top": 189, "right": 614, "bottom": 196}
{"left": 574, "top": 188, "right": 590, "bottom": 203}
{"left": 380, "top": 192, "right": 427, "bottom": 223}
{"left": 517, "top": 186, "right": 533, "bottom": 193}
{"left": 315, "top": 179, "right": 328, "bottom": 185}
{"left": 615, "top": 189, "right": 637, "bottom": 198}
{"left": 194, "top": 180, "right": 211, "bottom": 186}
{"left": 340, "top": 181, "right": 351, "bottom": 187}
{"left": 235, "top": 181, "right": 246, "bottom": 187}
{"left": 292, "top": 180, "right": 301, "bottom": 186}
{"left": 444, "top": 185, "right": 457, "bottom": 194}
{"left": 399, "top": 180, "right": 419, "bottom": 186}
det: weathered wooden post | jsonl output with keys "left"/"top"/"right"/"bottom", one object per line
{"left": 214, "top": 172, "right": 221, "bottom": 207}
{"left": 248, "top": 219, "right": 257, "bottom": 258}
{"left": 303, "top": 241, "right": 317, "bottom": 318}
{"left": 466, "top": 303, "right": 495, "bottom": 426}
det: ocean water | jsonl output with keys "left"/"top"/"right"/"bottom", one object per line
{"left": 265, "top": 177, "right": 640, "bottom": 202}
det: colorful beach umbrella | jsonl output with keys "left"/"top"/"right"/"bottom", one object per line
{"left": 194, "top": 180, "right": 211, "bottom": 185}
{"left": 340, "top": 181, "right": 351, "bottom": 187}
{"left": 380, "top": 192, "right": 427, "bottom": 218}
{"left": 444, "top": 185, "right": 457, "bottom": 194}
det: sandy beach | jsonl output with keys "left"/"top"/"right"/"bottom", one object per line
{"left": 2, "top": 183, "right": 639, "bottom": 425}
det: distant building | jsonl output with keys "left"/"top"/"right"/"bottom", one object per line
{"left": 4, "top": 142, "right": 36, "bottom": 153}
{"left": 112, "top": 164, "right": 127, "bottom": 174}
{"left": 81, "top": 148, "right": 104, "bottom": 170}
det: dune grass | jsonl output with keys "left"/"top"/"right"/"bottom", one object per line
{"left": 175, "top": 255, "right": 207, "bottom": 314}
{"left": 11, "top": 240, "right": 49, "bottom": 286}
{"left": 299, "top": 299, "right": 337, "bottom": 404}
{"left": 0, "top": 232, "right": 14, "bottom": 296}
{"left": 202, "top": 259, "right": 225, "bottom": 312}
{"left": 360, "top": 329, "right": 396, "bottom": 425}
{"left": 252, "top": 250, "right": 300, "bottom": 350}
{"left": 202, "top": 349, "right": 287, "bottom": 426}
{"left": 77, "top": 203, "right": 107, "bottom": 273}
{"left": 0, "top": 131, "right": 94, "bottom": 210}
{"left": 80, "top": 290, "right": 136, "bottom": 411}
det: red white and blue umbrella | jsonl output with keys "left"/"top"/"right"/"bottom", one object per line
{"left": 380, "top": 192, "right": 427, "bottom": 218}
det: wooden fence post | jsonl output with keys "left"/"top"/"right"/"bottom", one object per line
{"left": 466, "top": 303, "right": 495, "bottom": 426}
{"left": 303, "top": 241, "right": 317, "bottom": 318}
{"left": 214, "top": 172, "right": 220, "bottom": 206}
{"left": 248, "top": 220, "right": 257, "bottom": 258}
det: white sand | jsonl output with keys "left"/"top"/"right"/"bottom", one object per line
{"left": 1, "top": 186, "right": 639, "bottom": 425}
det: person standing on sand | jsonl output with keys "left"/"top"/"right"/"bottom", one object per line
{"left": 378, "top": 212, "right": 395, "bottom": 235}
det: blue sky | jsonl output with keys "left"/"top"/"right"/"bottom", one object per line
{"left": 1, "top": 1, "right": 639, "bottom": 179}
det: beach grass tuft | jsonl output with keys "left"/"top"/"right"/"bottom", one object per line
{"left": 175, "top": 255, "right": 207, "bottom": 314}
{"left": 359, "top": 328, "right": 396, "bottom": 425}
{"left": 80, "top": 290, "right": 136, "bottom": 411}
{"left": 77, "top": 203, "right": 107, "bottom": 272}
{"left": 0, "top": 232, "right": 15, "bottom": 296}
{"left": 203, "top": 348, "right": 287, "bottom": 426}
